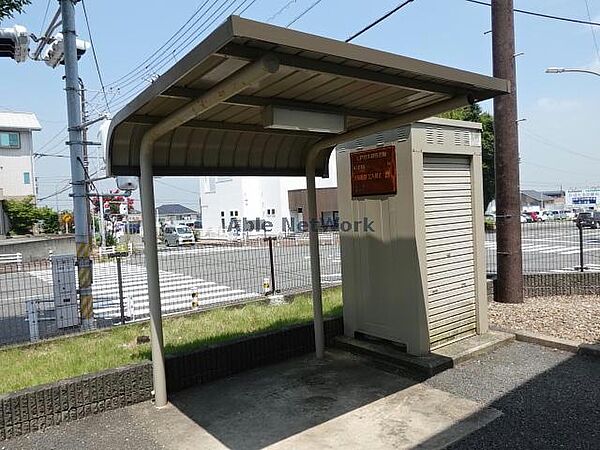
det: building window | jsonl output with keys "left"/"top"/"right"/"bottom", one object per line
{"left": 0, "top": 132, "right": 20, "bottom": 148}
{"left": 23, "top": 172, "right": 31, "bottom": 185}
{"left": 234, "top": 210, "right": 238, "bottom": 216}
{"left": 297, "top": 207, "right": 303, "bottom": 213}
{"left": 220, "top": 211, "right": 225, "bottom": 217}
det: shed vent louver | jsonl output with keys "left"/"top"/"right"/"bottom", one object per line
{"left": 436, "top": 128, "right": 444, "bottom": 145}
{"left": 426, "top": 127, "right": 435, "bottom": 144}
{"left": 396, "top": 127, "right": 409, "bottom": 142}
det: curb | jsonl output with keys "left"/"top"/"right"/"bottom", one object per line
{"left": 491, "top": 327, "right": 599, "bottom": 357}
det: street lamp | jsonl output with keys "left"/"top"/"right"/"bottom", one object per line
{"left": 545, "top": 67, "right": 600, "bottom": 77}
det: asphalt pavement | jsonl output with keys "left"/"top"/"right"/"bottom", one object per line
{"left": 486, "top": 221, "right": 600, "bottom": 273}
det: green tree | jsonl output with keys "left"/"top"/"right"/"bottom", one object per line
{"left": 3, "top": 196, "right": 37, "bottom": 234}
{"left": 438, "top": 104, "right": 495, "bottom": 209}
{"left": 0, "top": 0, "right": 30, "bottom": 21}
{"left": 36, "top": 206, "right": 60, "bottom": 234}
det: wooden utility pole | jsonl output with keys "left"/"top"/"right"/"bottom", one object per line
{"left": 492, "top": 0, "right": 523, "bottom": 303}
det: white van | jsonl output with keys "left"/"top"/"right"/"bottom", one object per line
{"left": 163, "top": 225, "right": 195, "bottom": 247}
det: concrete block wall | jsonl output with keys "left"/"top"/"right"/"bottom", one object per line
{"left": 0, "top": 317, "right": 344, "bottom": 441}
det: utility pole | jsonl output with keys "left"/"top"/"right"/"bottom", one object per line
{"left": 492, "top": 0, "right": 523, "bottom": 303}
{"left": 60, "top": 0, "right": 94, "bottom": 327}
{"left": 79, "top": 78, "right": 95, "bottom": 250}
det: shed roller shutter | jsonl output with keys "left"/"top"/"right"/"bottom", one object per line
{"left": 424, "top": 155, "right": 477, "bottom": 349}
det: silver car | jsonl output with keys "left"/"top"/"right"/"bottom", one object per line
{"left": 163, "top": 225, "right": 195, "bottom": 246}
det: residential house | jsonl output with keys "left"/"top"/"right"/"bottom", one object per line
{"left": 156, "top": 204, "right": 200, "bottom": 225}
{"left": 0, "top": 111, "right": 42, "bottom": 235}
{"left": 520, "top": 190, "right": 556, "bottom": 212}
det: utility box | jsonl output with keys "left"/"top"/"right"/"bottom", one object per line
{"left": 336, "top": 118, "right": 487, "bottom": 355}
{"left": 51, "top": 255, "right": 80, "bottom": 329}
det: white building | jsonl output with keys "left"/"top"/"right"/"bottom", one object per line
{"left": 0, "top": 112, "right": 41, "bottom": 236}
{"left": 0, "top": 111, "right": 41, "bottom": 199}
{"left": 200, "top": 155, "right": 337, "bottom": 234}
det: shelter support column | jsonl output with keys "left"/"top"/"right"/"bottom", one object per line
{"left": 306, "top": 153, "right": 325, "bottom": 358}
{"left": 140, "top": 139, "right": 167, "bottom": 408}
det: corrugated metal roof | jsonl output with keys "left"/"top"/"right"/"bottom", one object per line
{"left": 0, "top": 111, "right": 42, "bottom": 131}
{"left": 107, "top": 16, "right": 509, "bottom": 178}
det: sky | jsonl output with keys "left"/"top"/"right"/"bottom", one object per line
{"left": 1, "top": 0, "right": 599, "bottom": 212}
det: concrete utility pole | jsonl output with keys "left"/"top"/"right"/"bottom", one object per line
{"left": 492, "top": 0, "right": 523, "bottom": 303}
{"left": 60, "top": 0, "right": 94, "bottom": 326}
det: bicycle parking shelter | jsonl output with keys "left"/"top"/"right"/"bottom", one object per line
{"left": 106, "top": 15, "right": 509, "bottom": 407}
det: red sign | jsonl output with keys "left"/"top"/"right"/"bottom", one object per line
{"left": 350, "top": 146, "right": 397, "bottom": 197}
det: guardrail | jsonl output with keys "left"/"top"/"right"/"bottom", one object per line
{"left": 0, "top": 252, "right": 22, "bottom": 271}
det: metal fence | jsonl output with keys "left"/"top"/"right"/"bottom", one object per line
{"left": 0, "top": 233, "right": 341, "bottom": 347}
{"left": 3, "top": 220, "right": 598, "bottom": 347}
{"left": 485, "top": 220, "right": 600, "bottom": 275}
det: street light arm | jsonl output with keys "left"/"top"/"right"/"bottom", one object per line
{"left": 546, "top": 67, "right": 600, "bottom": 77}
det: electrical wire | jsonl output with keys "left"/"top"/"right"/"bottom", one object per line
{"left": 81, "top": 0, "right": 111, "bottom": 113}
{"left": 105, "top": 0, "right": 252, "bottom": 111}
{"left": 102, "top": 0, "right": 218, "bottom": 89}
{"left": 267, "top": 0, "right": 297, "bottom": 23}
{"left": 156, "top": 179, "right": 201, "bottom": 196}
{"left": 583, "top": 0, "right": 600, "bottom": 61}
{"left": 103, "top": 0, "right": 234, "bottom": 109}
{"left": 286, "top": 0, "right": 324, "bottom": 27}
{"left": 240, "top": 0, "right": 260, "bottom": 15}
{"left": 345, "top": 0, "right": 415, "bottom": 42}
{"left": 521, "top": 128, "right": 600, "bottom": 163}
{"left": 38, "top": 0, "right": 52, "bottom": 38}
{"left": 465, "top": 0, "right": 600, "bottom": 27}
{"left": 36, "top": 126, "right": 67, "bottom": 153}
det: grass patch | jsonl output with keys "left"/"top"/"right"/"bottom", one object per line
{"left": 0, "top": 288, "right": 342, "bottom": 395}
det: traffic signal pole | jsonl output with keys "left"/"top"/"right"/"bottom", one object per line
{"left": 60, "top": 0, "right": 94, "bottom": 327}
{"left": 492, "top": 0, "right": 524, "bottom": 303}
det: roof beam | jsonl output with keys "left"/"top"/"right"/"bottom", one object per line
{"left": 128, "top": 115, "right": 329, "bottom": 138}
{"left": 217, "top": 43, "right": 466, "bottom": 97}
{"left": 160, "top": 86, "right": 394, "bottom": 120}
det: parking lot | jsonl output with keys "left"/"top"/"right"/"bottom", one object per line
{"left": 485, "top": 221, "right": 600, "bottom": 273}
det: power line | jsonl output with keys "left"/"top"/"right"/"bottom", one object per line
{"left": 106, "top": 0, "right": 251, "bottom": 111}
{"left": 465, "top": 0, "right": 600, "bottom": 27}
{"left": 240, "top": 0, "right": 260, "bottom": 15}
{"left": 156, "top": 179, "right": 200, "bottom": 195}
{"left": 267, "top": 0, "right": 297, "bottom": 23}
{"left": 103, "top": 0, "right": 234, "bottom": 108}
{"left": 81, "top": 0, "right": 111, "bottom": 113}
{"left": 38, "top": 0, "right": 52, "bottom": 37}
{"left": 103, "top": 0, "right": 217, "bottom": 89}
{"left": 286, "top": 0, "right": 324, "bottom": 27}
{"left": 345, "top": 0, "right": 415, "bottom": 42}
{"left": 521, "top": 128, "right": 600, "bottom": 163}
{"left": 36, "top": 126, "right": 67, "bottom": 152}
{"left": 583, "top": 0, "right": 600, "bottom": 61}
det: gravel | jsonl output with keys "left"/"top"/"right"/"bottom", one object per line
{"left": 489, "top": 295, "right": 600, "bottom": 343}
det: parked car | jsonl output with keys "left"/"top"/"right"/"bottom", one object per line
{"left": 163, "top": 225, "right": 195, "bottom": 246}
{"left": 575, "top": 211, "right": 600, "bottom": 229}
{"left": 524, "top": 211, "right": 542, "bottom": 222}
{"left": 520, "top": 214, "right": 529, "bottom": 223}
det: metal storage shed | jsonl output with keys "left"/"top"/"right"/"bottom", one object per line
{"left": 106, "top": 15, "right": 509, "bottom": 407}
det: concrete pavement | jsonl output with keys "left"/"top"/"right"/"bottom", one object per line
{"left": 4, "top": 341, "right": 599, "bottom": 449}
